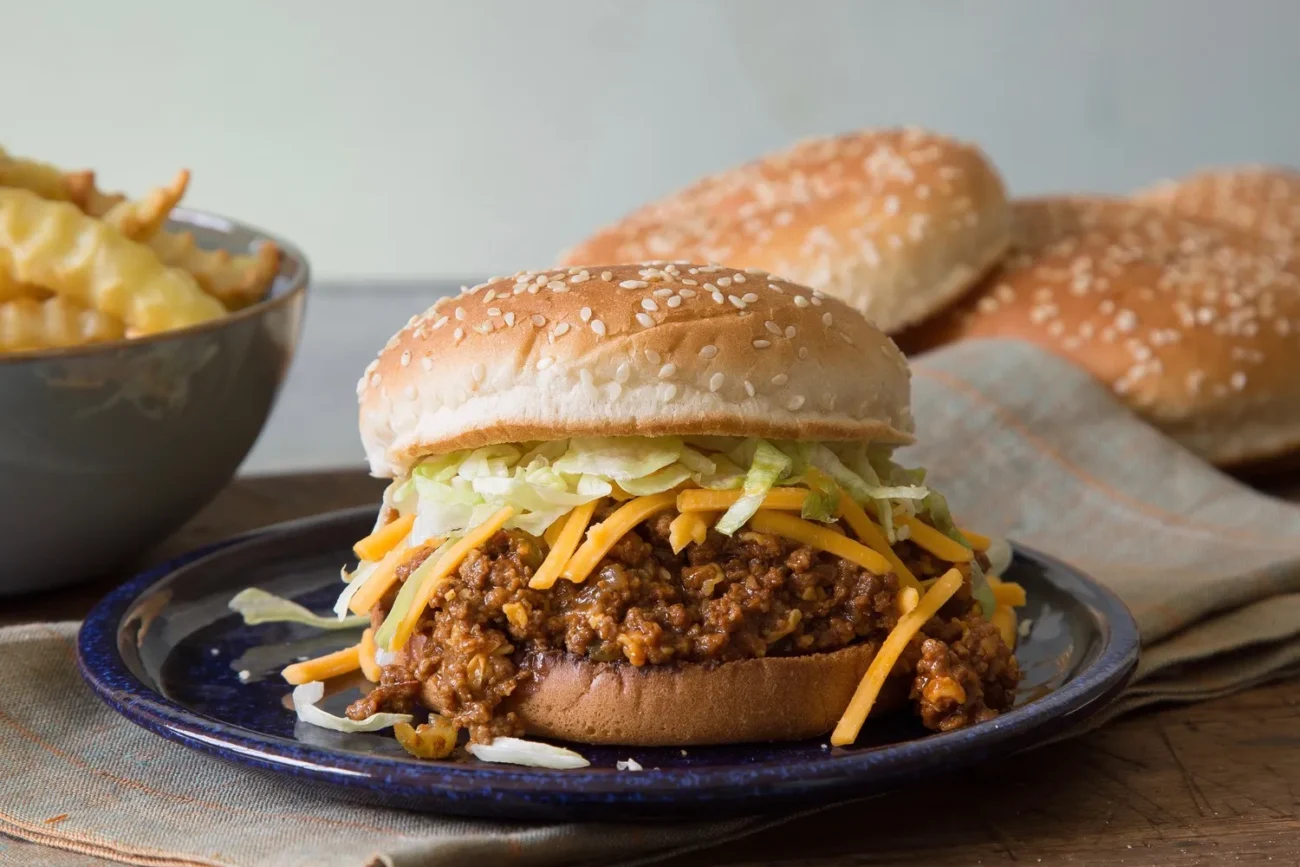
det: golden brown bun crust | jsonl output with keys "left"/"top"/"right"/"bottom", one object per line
{"left": 419, "top": 644, "right": 905, "bottom": 746}
{"left": 557, "top": 129, "right": 1012, "bottom": 334}
{"left": 908, "top": 197, "right": 1300, "bottom": 467}
{"left": 1136, "top": 165, "right": 1300, "bottom": 256}
{"left": 358, "top": 263, "right": 914, "bottom": 477}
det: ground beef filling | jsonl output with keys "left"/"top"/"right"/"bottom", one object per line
{"left": 348, "top": 510, "right": 1020, "bottom": 741}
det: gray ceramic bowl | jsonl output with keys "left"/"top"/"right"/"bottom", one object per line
{"left": 0, "top": 208, "right": 308, "bottom": 595}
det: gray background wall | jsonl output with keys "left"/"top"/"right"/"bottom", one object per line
{"left": 6, "top": 0, "right": 1298, "bottom": 470}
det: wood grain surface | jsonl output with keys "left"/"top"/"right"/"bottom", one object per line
{"left": 7, "top": 471, "right": 1300, "bottom": 866}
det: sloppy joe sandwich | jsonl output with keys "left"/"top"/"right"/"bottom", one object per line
{"left": 283, "top": 263, "right": 1022, "bottom": 762}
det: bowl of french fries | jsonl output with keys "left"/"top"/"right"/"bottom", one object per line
{"left": 0, "top": 146, "right": 308, "bottom": 594}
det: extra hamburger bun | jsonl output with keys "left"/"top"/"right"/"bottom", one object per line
{"left": 359, "top": 263, "right": 914, "bottom": 477}
{"left": 556, "top": 129, "right": 1013, "bottom": 334}
{"left": 907, "top": 197, "right": 1300, "bottom": 467}
{"left": 423, "top": 645, "right": 908, "bottom": 746}
{"left": 1136, "top": 165, "right": 1300, "bottom": 256}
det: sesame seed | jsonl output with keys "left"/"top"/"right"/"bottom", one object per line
{"left": 678, "top": 288, "right": 697, "bottom": 297}
{"left": 453, "top": 327, "right": 464, "bottom": 341}
{"left": 822, "top": 312, "right": 833, "bottom": 326}
{"left": 473, "top": 322, "right": 492, "bottom": 334}
{"left": 753, "top": 339, "right": 771, "bottom": 348}
{"left": 700, "top": 344, "right": 718, "bottom": 359}
{"left": 504, "top": 312, "right": 516, "bottom": 327}
{"left": 432, "top": 316, "right": 449, "bottom": 329}
{"left": 653, "top": 287, "right": 674, "bottom": 297}
{"left": 554, "top": 322, "right": 571, "bottom": 337}
{"left": 642, "top": 298, "right": 659, "bottom": 312}
{"left": 620, "top": 280, "right": 648, "bottom": 289}
{"left": 421, "top": 357, "right": 433, "bottom": 371}
{"left": 742, "top": 293, "right": 759, "bottom": 304}
{"left": 660, "top": 383, "right": 678, "bottom": 403}
{"left": 681, "top": 279, "right": 698, "bottom": 286}
{"left": 798, "top": 347, "right": 809, "bottom": 360}
{"left": 712, "top": 291, "right": 725, "bottom": 304}
{"left": 579, "top": 307, "right": 592, "bottom": 322}
{"left": 607, "top": 381, "right": 623, "bottom": 400}
{"left": 399, "top": 351, "right": 411, "bottom": 367}
{"left": 550, "top": 283, "right": 568, "bottom": 293}
{"left": 486, "top": 307, "right": 501, "bottom": 317}
{"left": 1230, "top": 371, "right": 1247, "bottom": 390}
{"left": 709, "top": 372, "right": 725, "bottom": 392}
{"left": 601, "top": 271, "right": 613, "bottom": 281}
{"left": 531, "top": 313, "right": 546, "bottom": 326}
{"left": 883, "top": 195, "right": 900, "bottom": 215}
{"left": 370, "top": 372, "right": 382, "bottom": 386}
{"left": 1115, "top": 310, "right": 1138, "bottom": 333}
{"left": 636, "top": 312, "right": 655, "bottom": 331}
{"left": 717, "top": 277, "right": 733, "bottom": 288}
{"left": 667, "top": 295, "right": 682, "bottom": 308}
{"left": 728, "top": 295, "right": 746, "bottom": 309}
{"left": 771, "top": 373, "right": 789, "bottom": 386}
{"left": 784, "top": 325, "right": 796, "bottom": 338}
{"left": 703, "top": 282, "right": 718, "bottom": 293}
{"left": 744, "top": 380, "right": 756, "bottom": 397}
{"left": 526, "top": 284, "right": 539, "bottom": 294}
{"left": 793, "top": 295, "right": 810, "bottom": 308}
{"left": 569, "top": 273, "right": 589, "bottom": 284}
{"left": 483, "top": 289, "right": 497, "bottom": 303}
{"left": 455, "top": 307, "right": 466, "bottom": 320}
{"left": 787, "top": 395, "right": 805, "bottom": 411}
{"left": 644, "top": 349, "right": 662, "bottom": 364}
{"left": 733, "top": 273, "right": 747, "bottom": 284}
{"left": 659, "top": 363, "right": 676, "bottom": 378}
{"left": 591, "top": 319, "right": 607, "bottom": 336}
{"left": 537, "top": 357, "right": 553, "bottom": 370}
{"left": 810, "top": 296, "right": 822, "bottom": 306}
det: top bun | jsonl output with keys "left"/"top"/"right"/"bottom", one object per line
{"left": 1136, "top": 165, "right": 1300, "bottom": 256}
{"left": 359, "top": 263, "right": 914, "bottom": 477}
{"left": 556, "top": 128, "right": 1012, "bottom": 334}
{"left": 907, "top": 197, "right": 1300, "bottom": 467}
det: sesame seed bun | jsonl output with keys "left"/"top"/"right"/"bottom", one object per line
{"left": 556, "top": 129, "right": 1013, "bottom": 334}
{"left": 358, "top": 263, "right": 914, "bottom": 477}
{"left": 1136, "top": 165, "right": 1300, "bottom": 257}
{"left": 426, "top": 644, "right": 908, "bottom": 746}
{"left": 905, "top": 197, "right": 1300, "bottom": 467}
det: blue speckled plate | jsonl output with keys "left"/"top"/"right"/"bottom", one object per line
{"left": 78, "top": 506, "right": 1138, "bottom": 820}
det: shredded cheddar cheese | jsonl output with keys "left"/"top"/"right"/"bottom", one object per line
{"left": 390, "top": 505, "right": 516, "bottom": 651}
{"left": 676, "top": 487, "right": 809, "bottom": 513}
{"left": 836, "top": 494, "right": 921, "bottom": 590}
{"left": 831, "top": 567, "right": 965, "bottom": 746}
{"left": 896, "top": 514, "right": 974, "bottom": 563}
{"left": 359, "top": 628, "right": 382, "bottom": 682}
{"left": 989, "top": 578, "right": 1027, "bottom": 607}
{"left": 281, "top": 645, "right": 361, "bottom": 685}
{"left": 991, "top": 604, "right": 1018, "bottom": 649}
{"left": 530, "top": 501, "right": 598, "bottom": 590}
{"left": 542, "top": 512, "right": 569, "bottom": 548}
{"left": 347, "top": 544, "right": 413, "bottom": 616}
{"left": 959, "top": 527, "right": 992, "bottom": 551}
{"left": 896, "top": 585, "right": 920, "bottom": 616}
{"left": 353, "top": 514, "right": 415, "bottom": 561}
{"left": 560, "top": 492, "right": 678, "bottom": 584}
{"left": 668, "top": 511, "right": 715, "bottom": 554}
{"left": 748, "top": 510, "right": 891, "bottom": 575}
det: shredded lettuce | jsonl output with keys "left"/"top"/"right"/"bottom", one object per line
{"left": 618, "top": 463, "right": 694, "bottom": 496}
{"left": 553, "top": 436, "right": 682, "bottom": 480}
{"left": 676, "top": 446, "right": 716, "bottom": 476}
{"left": 333, "top": 561, "right": 379, "bottom": 620}
{"left": 986, "top": 536, "right": 1013, "bottom": 577}
{"left": 799, "top": 466, "right": 841, "bottom": 522}
{"left": 375, "top": 536, "right": 455, "bottom": 651}
{"left": 921, "top": 491, "right": 995, "bottom": 615}
{"left": 695, "top": 453, "right": 745, "bottom": 489}
{"left": 230, "top": 588, "right": 366, "bottom": 630}
{"left": 715, "top": 439, "right": 791, "bottom": 535}
{"left": 466, "top": 736, "right": 590, "bottom": 769}
{"left": 292, "top": 681, "right": 412, "bottom": 733}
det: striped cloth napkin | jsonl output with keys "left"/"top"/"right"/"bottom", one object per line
{"left": 2, "top": 339, "right": 1299, "bottom": 867}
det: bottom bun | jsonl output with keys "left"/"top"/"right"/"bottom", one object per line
{"left": 463, "top": 643, "right": 908, "bottom": 746}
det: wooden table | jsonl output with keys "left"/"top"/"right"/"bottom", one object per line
{"left": 9, "top": 472, "right": 1300, "bottom": 866}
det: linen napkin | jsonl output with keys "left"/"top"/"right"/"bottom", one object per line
{"left": 2, "top": 339, "right": 1299, "bottom": 867}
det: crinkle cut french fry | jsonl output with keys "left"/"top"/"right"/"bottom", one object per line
{"left": 0, "top": 295, "right": 125, "bottom": 352}
{"left": 148, "top": 229, "right": 281, "bottom": 310}
{"left": 0, "top": 188, "right": 226, "bottom": 333}
{"left": 62, "top": 169, "right": 126, "bottom": 217}
{"left": 104, "top": 169, "right": 190, "bottom": 242}
{"left": 0, "top": 146, "right": 77, "bottom": 202}
{"left": 0, "top": 267, "right": 50, "bottom": 302}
